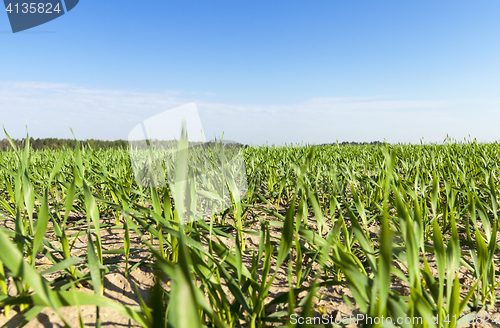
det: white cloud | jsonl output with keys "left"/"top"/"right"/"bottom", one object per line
{"left": 1, "top": 81, "right": 499, "bottom": 145}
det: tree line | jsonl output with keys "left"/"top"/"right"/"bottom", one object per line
{"left": 0, "top": 138, "right": 129, "bottom": 151}
{"left": 0, "top": 138, "right": 385, "bottom": 151}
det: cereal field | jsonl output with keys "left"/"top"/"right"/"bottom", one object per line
{"left": 1, "top": 133, "right": 500, "bottom": 328}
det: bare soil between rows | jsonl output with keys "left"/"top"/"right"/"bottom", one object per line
{"left": 1, "top": 208, "right": 500, "bottom": 327}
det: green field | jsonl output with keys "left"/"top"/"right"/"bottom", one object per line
{"left": 1, "top": 134, "right": 500, "bottom": 327}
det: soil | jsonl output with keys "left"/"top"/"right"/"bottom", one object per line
{"left": 0, "top": 205, "right": 499, "bottom": 328}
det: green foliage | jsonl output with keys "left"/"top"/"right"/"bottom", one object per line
{"left": 1, "top": 134, "right": 500, "bottom": 328}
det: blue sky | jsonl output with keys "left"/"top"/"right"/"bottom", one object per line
{"left": 1, "top": 0, "right": 500, "bottom": 145}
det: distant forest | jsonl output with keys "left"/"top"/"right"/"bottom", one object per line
{"left": 0, "top": 138, "right": 128, "bottom": 151}
{"left": 0, "top": 138, "right": 384, "bottom": 151}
